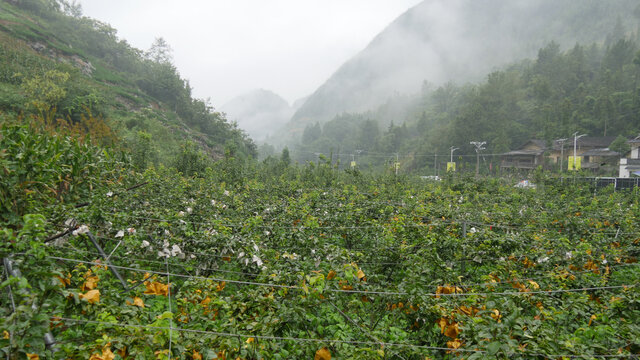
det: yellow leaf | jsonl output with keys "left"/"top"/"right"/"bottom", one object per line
{"left": 201, "top": 296, "right": 211, "bottom": 306}
{"left": 117, "top": 346, "right": 127, "bottom": 358}
{"left": 55, "top": 273, "right": 71, "bottom": 287}
{"left": 357, "top": 269, "right": 365, "bottom": 280}
{"left": 127, "top": 297, "right": 145, "bottom": 307}
{"left": 246, "top": 337, "right": 255, "bottom": 344}
{"left": 89, "top": 344, "right": 115, "bottom": 360}
{"left": 2, "top": 330, "right": 8, "bottom": 339}
{"left": 192, "top": 350, "right": 203, "bottom": 360}
{"left": 144, "top": 281, "right": 169, "bottom": 296}
{"left": 327, "top": 270, "right": 337, "bottom": 280}
{"left": 26, "top": 354, "right": 39, "bottom": 360}
{"left": 79, "top": 289, "right": 100, "bottom": 304}
{"left": 216, "top": 281, "right": 226, "bottom": 292}
{"left": 437, "top": 317, "right": 448, "bottom": 334}
{"left": 314, "top": 347, "right": 331, "bottom": 360}
{"left": 444, "top": 322, "right": 460, "bottom": 338}
{"left": 82, "top": 276, "right": 99, "bottom": 291}
{"left": 528, "top": 280, "right": 540, "bottom": 290}
{"left": 436, "top": 285, "right": 463, "bottom": 297}
{"left": 446, "top": 338, "right": 462, "bottom": 350}
{"left": 491, "top": 309, "right": 501, "bottom": 322}
{"left": 588, "top": 314, "right": 597, "bottom": 326}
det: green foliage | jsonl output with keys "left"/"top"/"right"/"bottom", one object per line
{"left": 1, "top": 132, "right": 640, "bottom": 358}
{"left": 0, "top": 122, "right": 127, "bottom": 227}
{"left": 610, "top": 134, "right": 631, "bottom": 155}
{"left": 20, "top": 69, "right": 70, "bottom": 120}
{"left": 131, "top": 130, "right": 156, "bottom": 170}
{"left": 0, "top": 0, "right": 256, "bottom": 166}
{"left": 173, "top": 141, "right": 209, "bottom": 177}
{"left": 293, "top": 35, "right": 640, "bottom": 174}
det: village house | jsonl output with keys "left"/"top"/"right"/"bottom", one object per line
{"left": 619, "top": 135, "right": 640, "bottom": 178}
{"left": 502, "top": 137, "right": 619, "bottom": 172}
{"left": 501, "top": 140, "right": 547, "bottom": 170}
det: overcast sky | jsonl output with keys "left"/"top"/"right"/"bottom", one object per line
{"left": 76, "top": 0, "right": 422, "bottom": 106}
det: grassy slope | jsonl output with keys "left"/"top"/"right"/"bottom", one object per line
{"left": 0, "top": 1, "right": 235, "bottom": 163}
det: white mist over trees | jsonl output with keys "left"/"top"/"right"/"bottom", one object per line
{"left": 289, "top": 0, "right": 639, "bottom": 129}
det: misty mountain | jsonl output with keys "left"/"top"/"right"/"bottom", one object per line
{"left": 221, "top": 89, "right": 296, "bottom": 141}
{"left": 289, "top": 0, "right": 639, "bottom": 130}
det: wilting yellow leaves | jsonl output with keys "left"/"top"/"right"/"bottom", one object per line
{"left": 444, "top": 322, "right": 460, "bottom": 338}
{"left": 490, "top": 309, "right": 502, "bottom": 322}
{"left": 154, "top": 350, "right": 169, "bottom": 359}
{"left": 458, "top": 306, "right": 479, "bottom": 316}
{"left": 356, "top": 269, "right": 366, "bottom": 281}
{"left": 584, "top": 260, "right": 599, "bottom": 273}
{"left": 314, "top": 347, "right": 331, "bottom": 360}
{"left": 528, "top": 280, "right": 540, "bottom": 290}
{"left": 327, "top": 270, "right": 337, "bottom": 280}
{"left": 126, "top": 297, "right": 145, "bottom": 308}
{"left": 216, "top": 281, "right": 226, "bottom": 292}
{"left": 2, "top": 330, "right": 8, "bottom": 339}
{"left": 82, "top": 275, "right": 99, "bottom": 291}
{"left": 201, "top": 296, "right": 211, "bottom": 306}
{"left": 26, "top": 354, "right": 39, "bottom": 360}
{"left": 79, "top": 289, "right": 100, "bottom": 304}
{"left": 437, "top": 318, "right": 460, "bottom": 338}
{"left": 588, "top": 314, "right": 597, "bottom": 326}
{"left": 339, "top": 280, "right": 353, "bottom": 290}
{"left": 246, "top": 337, "right": 255, "bottom": 344}
{"left": 446, "top": 338, "right": 462, "bottom": 350}
{"left": 144, "top": 281, "right": 169, "bottom": 296}
{"left": 522, "top": 257, "right": 535, "bottom": 268}
{"left": 55, "top": 273, "right": 71, "bottom": 287}
{"left": 192, "top": 350, "right": 202, "bottom": 360}
{"left": 436, "top": 285, "right": 463, "bottom": 297}
{"left": 89, "top": 344, "right": 115, "bottom": 360}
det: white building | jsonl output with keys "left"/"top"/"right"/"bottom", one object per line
{"left": 619, "top": 135, "right": 640, "bottom": 178}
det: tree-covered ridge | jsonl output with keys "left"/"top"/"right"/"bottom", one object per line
{"left": 0, "top": 0, "right": 256, "bottom": 164}
{"left": 295, "top": 33, "right": 640, "bottom": 173}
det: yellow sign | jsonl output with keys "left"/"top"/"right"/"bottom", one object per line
{"left": 447, "top": 162, "right": 456, "bottom": 172}
{"left": 568, "top": 156, "right": 582, "bottom": 170}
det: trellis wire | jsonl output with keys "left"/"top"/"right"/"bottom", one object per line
{"left": 53, "top": 317, "right": 638, "bottom": 358}
{"left": 44, "top": 255, "right": 636, "bottom": 298}
{"left": 48, "top": 238, "right": 640, "bottom": 293}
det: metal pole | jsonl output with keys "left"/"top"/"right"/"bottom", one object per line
{"left": 86, "top": 232, "right": 128, "bottom": 289}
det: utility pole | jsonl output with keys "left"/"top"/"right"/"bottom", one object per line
{"left": 395, "top": 153, "right": 399, "bottom": 176}
{"left": 557, "top": 138, "right": 568, "bottom": 173}
{"left": 572, "top": 132, "right": 587, "bottom": 171}
{"left": 470, "top": 141, "right": 486, "bottom": 177}
{"left": 450, "top": 146, "right": 458, "bottom": 163}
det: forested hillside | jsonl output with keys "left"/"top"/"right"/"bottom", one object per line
{"left": 288, "top": 0, "right": 640, "bottom": 130}
{"left": 0, "top": 0, "right": 256, "bottom": 168}
{"left": 295, "top": 33, "right": 640, "bottom": 172}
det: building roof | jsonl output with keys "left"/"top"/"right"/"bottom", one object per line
{"left": 580, "top": 148, "right": 620, "bottom": 157}
{"left": 502, "top": 149, "right": 544, "bottom": 156}
{"left": 551, "top": 136, "right": 616, "bottom": 150}
{"left": 628, "top": 135, "right": 640, "bottom": 144}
